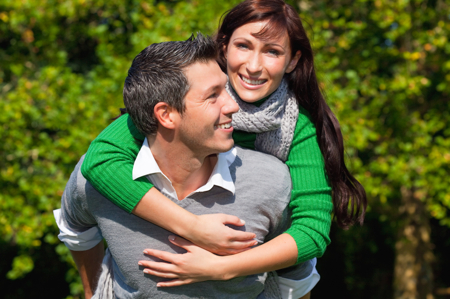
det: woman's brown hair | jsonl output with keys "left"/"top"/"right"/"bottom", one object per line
{"left": 215, "top": 0, "right": 367, "bottom": 228}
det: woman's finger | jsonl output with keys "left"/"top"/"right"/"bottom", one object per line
{"left": 142, "top": 268, "right": 179, "bottom": 279}
{"left": 138, "top": 259, "right": 177, "bottom": 273}
{"left": 142, "top": 248, "right": 177, "bottom": 263}
{"left": 229, "top": 239, "right": 258, "bottom": 249}
{"left": 167, "top": 235, "right": 197, "bottom": 251}
{"left": 228, "top": 229, "right": 256, "bottom": 242}
{"left": 219, "top": 214, "right": 246, "bottom": 227}
{"left": 216, "top": 245, "right": 255, "bottom": 256}
{"left": 157, "top": 279, "right": 195, "bottom": 288}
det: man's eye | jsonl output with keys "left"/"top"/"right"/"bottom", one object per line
{"left": 207, "top": 93, "right": 217, "bottom": 99}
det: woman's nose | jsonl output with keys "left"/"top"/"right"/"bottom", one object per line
{"left": 246, "top": 52, "right": 263, "bottom": 74}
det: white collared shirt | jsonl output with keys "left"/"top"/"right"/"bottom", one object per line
{"left": 55, "top": 141, "right": 237, "bottom": 251}
{"left": 132, "top": 138, "right": 236, "bottom": 200}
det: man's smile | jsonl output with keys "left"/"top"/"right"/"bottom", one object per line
{"left": 214, "top": 122, "right": 232, "bottom": 130}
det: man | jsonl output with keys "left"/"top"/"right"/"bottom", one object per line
{"left": 54, "top": 34, "right": 307, "bottom": 298}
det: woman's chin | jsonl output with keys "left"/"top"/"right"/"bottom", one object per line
{"left": 234, "top": 89, "right": 267, "bottom": 103}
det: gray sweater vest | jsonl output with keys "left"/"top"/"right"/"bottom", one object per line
{"left": 60, "top": 146, "right": 309, "bottom": 298}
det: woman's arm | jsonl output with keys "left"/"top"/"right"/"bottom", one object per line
{"left": 284, "top": 108, "right": 333, "bottom": 263}
{"left": 133, "top": 189, "right": 257, "bottom": 254}
{"left": 139, "top": 233, "right": 297, "bottom": 286}
{"left": 137, "top": 109, "right": 333, "bottom": 284}
{"left": 81, "top": 114, "right": 256, "bottom": 254}
{"left": 232, "top": 109, "right": 333, "bottom": 263}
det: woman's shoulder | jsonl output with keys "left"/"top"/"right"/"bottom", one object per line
{"left": 293, "top": 105, "right": 317, "bottom": 139}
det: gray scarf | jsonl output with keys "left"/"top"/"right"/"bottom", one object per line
{"left": 228, "top": 79, "right": 299, "bottom": 162}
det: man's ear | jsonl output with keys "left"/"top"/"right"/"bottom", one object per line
{"left": 286, "top": 50, "right": 302, "bottom": 74}
{"left": 153, "top": 102, "right": 179, "bottom": 130}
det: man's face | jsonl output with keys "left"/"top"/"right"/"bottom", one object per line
{"left": 176, "top": 60, "right": 239, "bottom": 157}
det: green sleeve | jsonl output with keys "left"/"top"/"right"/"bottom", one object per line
{"left": 80, "top": 114, "right": 153, "bottom": 213}
{"left": 284, "top": 107, "right": 333, "bottom": 264}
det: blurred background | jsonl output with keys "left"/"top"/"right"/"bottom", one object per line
{"left": 0, "top": 0, "right": 449, "bottom": 298}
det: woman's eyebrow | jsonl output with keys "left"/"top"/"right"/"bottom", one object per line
{"left": 231, "top": 37, "right": 252, "bottom": 43}
{"left": 264, "top": 42, "right": 286, "bottom": 49}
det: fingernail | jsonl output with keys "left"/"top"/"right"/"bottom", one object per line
{"left": 168, "top": 235, "right": 175, "bottom": 241}
{"left": 143, "top": 250, "right": 149, "bottom": 255}
{"left": 156, "top": 283, "right": 161, "bottom": 287}
{"left": 138, "top": 262, "right": 142, "bottom": 266}
{"left": 144, "top": 269, "right": 150, "bottom": 274}
{"left": 241, "top": 219, "right": 245, "bottom": 224}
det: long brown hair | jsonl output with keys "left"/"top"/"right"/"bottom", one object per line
{"left": 215, "top": 0, "right": 367, "bottom": 228}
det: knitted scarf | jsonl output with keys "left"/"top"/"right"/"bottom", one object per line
{"left": 228, "top": 79, "right": 299, "bottom": 162}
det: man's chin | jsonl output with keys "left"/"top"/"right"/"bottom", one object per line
{"left": 220, "top": 140, "right": 235, "bottom": 153}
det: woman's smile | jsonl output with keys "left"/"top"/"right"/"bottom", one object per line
{"left": 240, "top": 74, "right": 267, "bottom": 86}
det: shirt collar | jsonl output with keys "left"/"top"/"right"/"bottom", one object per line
{"left": 133, "top": 138, "right": 236, "bottom": 195}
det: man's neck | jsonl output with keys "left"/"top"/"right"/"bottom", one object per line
{"left": 147, "top": 135, "right": 217, "bottom": 200}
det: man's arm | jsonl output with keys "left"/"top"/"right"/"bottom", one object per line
{"left": 55, "top": 157, "right": 104, "bottom": 297}
{"left": 70, "top": 241, "right": 104, "bottom": 299}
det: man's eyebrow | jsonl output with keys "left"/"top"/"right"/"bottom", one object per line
{"left": 201, "top": 83, "right": 224, "bottom": 98}
{"left": 203, "top": 85, "right": 220, "bottom": 95}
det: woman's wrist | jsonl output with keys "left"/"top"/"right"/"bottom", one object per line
{"left": 211, "top": 255, "right": 238, "bottom": 281}
{"left": 176, "top": 214, "right": 201, "bottom": 240}
{"left": 133, "top": 188, "right": 199, "bottom": 238}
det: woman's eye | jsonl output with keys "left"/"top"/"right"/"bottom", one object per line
{"left": 268, "top": 49, "right": 280, "bottom": 56}
{"left": 236, "top": 43, "right": 249, "bottom": 49}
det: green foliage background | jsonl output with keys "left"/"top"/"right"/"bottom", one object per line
{"left": 1, "top": 0, "right": 449, "bottom": 298}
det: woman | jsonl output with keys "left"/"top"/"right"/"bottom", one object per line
{"left": 82, "top": 0, "right": 367, "bottom": 296}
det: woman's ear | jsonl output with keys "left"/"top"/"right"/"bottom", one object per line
{"left": 286, "top": 50, "right": 302, "bottom": 74}
{"left": 223, "top": 43, "right": 228, "bottom": 59}
{"left": 153, "top": 102, "right": 178, "bottom": 130}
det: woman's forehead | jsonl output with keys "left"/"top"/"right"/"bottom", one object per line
{"left": 232, "top": 21, "right": 290, "bottom": 47}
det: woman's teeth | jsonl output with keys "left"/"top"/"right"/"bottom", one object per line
{"left": 215, "top": 123, "right": 231, "bottom": 129}
{"left": 241, "top": 76, "right": 266, "bottom": 85}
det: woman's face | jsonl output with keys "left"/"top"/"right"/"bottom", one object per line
{"left": 225, "top": 21, "right": 301, "bottom": 103}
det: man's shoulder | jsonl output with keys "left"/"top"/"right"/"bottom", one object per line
{"left": 65, "top": 155, "right": 87, "bottom": 200}
{"left": 64, "top": 155, "right": 105, "bottom": 208}
{"left": 232, "top": 146, "right": 291, "bottom": 194}
{"left": 59, "top": 154, "right": 101, "bottom": 229}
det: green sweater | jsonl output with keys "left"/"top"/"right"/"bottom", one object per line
{"left": 81, "top": 109, "right": 333, "bottom": 264}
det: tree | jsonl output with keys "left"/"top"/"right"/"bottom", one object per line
{"left": 0, "top": 0, "right": 240, "bottom": 297}
{"left": 298, "top": 0, "right": 450, "bottom": 297}
{"left": 1, "top": 0, "right": 449, "bottom": 298}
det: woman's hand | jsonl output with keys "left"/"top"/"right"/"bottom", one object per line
{"left": 186, "top": 214, "right": 257, "bottom": 255}
{"left": 139, "top": 234, "right": 298, "bottom": 288}
{"left": 139, "top": 236, "right": 232, "bottom": 287}
{"left": 133, "top": 190, "right": 256, "bottom": 255}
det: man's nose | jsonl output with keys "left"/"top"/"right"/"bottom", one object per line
{"left": 223, "top": 92, "right": 239, "bottom": 115}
